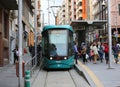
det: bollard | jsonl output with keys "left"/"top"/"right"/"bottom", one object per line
{"left": 25, "top": 70, "right": 30, "bottom": 87}
{"left": 16, "top": 61, "right": 25, "bottom": 77}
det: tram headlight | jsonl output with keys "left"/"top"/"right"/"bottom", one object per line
{"left": 64, "top": 57, "right": 67, "bottom": 60}
{"left": 50, "top": 57, "right": 53, "bottom": 60}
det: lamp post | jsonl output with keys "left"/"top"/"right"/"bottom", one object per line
{"left": 34, "top": 0, "right": 37, "bottom": 66}
{"left": 41, "top": 12, "right": 44, "bottom": 31}
{"left": 115, "top": 0, "right": 118, "bottom": 42}
{"left": 107, "top": 0, "right": 112, "bottom": 69}
{"left": 48, "top": 0, "right": 50, "bottom": 25}
{"left": 100, "top": 0, "right": 106, "bottom": 42}
{"left": 18, "top": 0, "right": 23, "bottom": 87}
{"left": 36, "top": 10, "right": 44, "bottom": 31}
{"left": 102, "top": 0, "right": 105, "bottom": 19}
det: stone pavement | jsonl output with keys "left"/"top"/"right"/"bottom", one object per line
{"left": 78, "top": 55, "right": 120, "bottom": 87}
{"left": 1, "top": 52, "right": 120, "bottom": 87}
{"left": 0, "top": 53, "right": 32, "bottom": 87}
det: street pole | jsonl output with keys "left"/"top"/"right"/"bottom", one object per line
{"left": 34, "top": 0, "right": 37, "bottom": 66}
{"left": 101, "top": 0, "right": 105, "bottom": 42}
{"left": 115, "top": 0, "right": 118, "bottom": 42}
{"left": 41, "top": 12, "right": 44, "bottom": 31}
{"left": 18, "top": 0, "right": 23, "bottom": 87}
{"left": 72, "top": 0, "right": 74, "bottom": 21}
{"left": 50, "top": 6, "right": 61, "bottom": 25}
{"left": 48, "top": 0, "right": 50, "bottom": 25}
{"left": 107, "top": 0, "right": 112, "bottom": 69}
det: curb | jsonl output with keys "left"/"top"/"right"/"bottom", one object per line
{"left": 74, "top": 64, "right": 96, "bottom": 87}
{"left": 74, "top": 60, "right": 104, "bottom": 87}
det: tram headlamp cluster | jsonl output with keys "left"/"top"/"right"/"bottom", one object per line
{"left": 64, "top": 57, "right": 67, "bottom": 60}
{"left": 50, "top": 57, "right": 53, "bottom": 60}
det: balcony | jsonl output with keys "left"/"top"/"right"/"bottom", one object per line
{"left": 92, "top": 0, "right": 98, "bottom": 6}
{"left": 76, "top": 0, "right": 82, "bottom": 5}
{"left": 0, "top": 0, "right": 18, "bottom": 10}
{"left": 76, "top": 14, "right": 82, "bottom": 20}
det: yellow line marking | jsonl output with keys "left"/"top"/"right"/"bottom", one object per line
{"left": 78, "top": 61, "right": 104, "bottom": 87}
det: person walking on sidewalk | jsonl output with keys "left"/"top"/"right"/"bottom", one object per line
{"left": 97, "top": 42, "right": 104, "bottom": 62}
{"left": 90, "top": 43, "right": 94, "bottom": 61}
{"left": 74, "top": 42, "right": 80, "bottom": 64}
{"left": 103, "top": 42, "right": 109, "bottom": 64}
{"left": 81, "top": 44, "right": 87, "bottom": 64}
{"left": 91, "top": 43, "right": 99, "bottom": 64}
{"left": 112, "top": 43, "right": 119, "bottom": 64}
{"left": 12, "top": 46, "right": 19, "bottom": 64}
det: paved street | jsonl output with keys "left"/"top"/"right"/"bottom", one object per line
{"left": 0, "top": 64, "right": 18, "bottom": 87}
{"left": 86, "top": 62, "right": 120, "bottom": 87}
{"left": 78, "top": 55, "right": 120, "bottom": 87}
{"left": 0, "top": 53, "right": 32, "bottom": 87}
{"left": 0, "top": 53, "right": 120, "bottom": 87}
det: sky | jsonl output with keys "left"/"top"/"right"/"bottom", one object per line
{"left": 41, "top": 0, "right": 63, "bottom": 25}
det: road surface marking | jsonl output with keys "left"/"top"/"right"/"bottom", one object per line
{"left": 78, "top": 61, "right": 104, "bottom": 87}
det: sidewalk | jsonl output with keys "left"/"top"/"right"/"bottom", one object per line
{"left": 0, "top": 53, "right": 32, "bottom": 87}
{"left": 78, "top": 55, "right": 120, "bottom": 87}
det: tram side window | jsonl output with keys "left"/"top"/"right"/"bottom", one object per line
{"left": 68, "top": 31, "right": 74, "bottom": 56}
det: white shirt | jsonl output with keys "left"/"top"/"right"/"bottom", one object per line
{"left": 92, "top": 46, "right": 98, "bottom": 55}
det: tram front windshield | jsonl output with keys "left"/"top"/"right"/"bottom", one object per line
{"left": 48, "top": 30, "right": 68, "bottom": 56}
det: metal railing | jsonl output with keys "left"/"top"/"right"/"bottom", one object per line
{"left": 24, "top": 51, "right": 42, "bottom": 83}
{"left": 25, "top": 51, "right": 42, "bottom": 70}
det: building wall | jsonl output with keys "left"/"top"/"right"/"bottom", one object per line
{"left": 82, "top": 0, "right": 87, "bottom": 20}
{"left": 57, "top": 1, "right": 65, "bottom": 25}
{"left": 76, "top": 0, "right": 82, "bottom": 20}
{"left": 0, "top": 0, "right": 37, "bottom": 66}
{"left": 92, "top": 0, "right": 120, "bottom": 42}
{"left": 86, "top": 0, "right": 93, "bottom": 20}
{"left": 0, "top": 9, "right": 3, "bottom": 66}
{"left": 111, "top": 0, "right": 120, "bottom": 28}
{"left": 57, "top": 0, "right": 77, "bottom": 24}
{"left": 0, "top": 8, "right": 9, "bottom": 66}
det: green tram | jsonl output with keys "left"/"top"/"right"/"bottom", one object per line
{"left": 41, "top": 25, "right": 75, "bottom": 69}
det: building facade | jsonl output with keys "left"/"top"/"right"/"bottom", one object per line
{"left": 111, "top": 0, "right": 120, "bottom": 43}
{"left": 92, "top": 0, "right": 120, "bottom": 43}
{"left": 57, "top": 0, "right": 76, "bottom": 25}
{"left": 0, "top": 0, "right": 36, "bottom": 66}
{"left": 0, "top": 0, "right": 18, "bottom": 66}
{"left": 57, "top": 1, "right": 66, "bottom": 25}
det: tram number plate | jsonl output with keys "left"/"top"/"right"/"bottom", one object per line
{"left": 56, "top": 61, "right": 61, "bottom": 63}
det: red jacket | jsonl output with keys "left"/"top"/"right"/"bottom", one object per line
{"left": 104, "top": 44, "right": 109, "bottom": 53}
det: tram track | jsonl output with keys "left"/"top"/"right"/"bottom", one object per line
{"left": 32, "top": 68, "right": 90, "bottom": 87}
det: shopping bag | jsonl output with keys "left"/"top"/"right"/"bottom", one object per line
{"left": 86, "top": 54, "right": 89, "bottom": 59}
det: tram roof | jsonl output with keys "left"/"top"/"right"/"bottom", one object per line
{"left": 70, "top": 20, "right": 107, "bottom": 29}
{"left": 42, "top": 25, "right": 74, "bottom": 32}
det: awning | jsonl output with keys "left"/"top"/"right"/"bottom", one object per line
{"left": 70, "top": 20, "right": 107, "bottom": 29}
{"left": 0, "top": 0, "right": 18, "bottom": 10}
